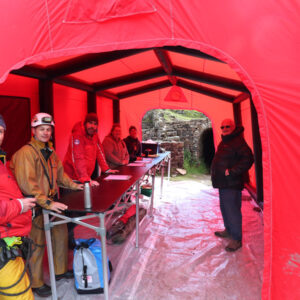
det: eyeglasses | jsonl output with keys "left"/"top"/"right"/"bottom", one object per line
{"left": 220, "top": 125, "right": 231, "bottom": 129}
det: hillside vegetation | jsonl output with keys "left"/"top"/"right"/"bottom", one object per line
{"left": 163, "top": 110, "right": 206, "bottom": 121}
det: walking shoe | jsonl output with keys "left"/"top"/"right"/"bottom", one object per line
{"left": 225, "top": 239, "right": 242, "bottom": 252}
{"left": 214, "top": 230, "right": 230, "bottom": 238}
{"left": 55, "top": 270, "right": 74, "bottom": 281}
{"left": 32, "top": 284, "right": 52, "bottom": 297}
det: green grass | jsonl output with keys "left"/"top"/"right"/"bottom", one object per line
{"left": 183, "top": 149, "right": 209, "bottom": 175}
{"left": 163, "top": 110, "right": 205, "bottom": 122}
{"left": 170, "top": 173, "right": 211, "bottom": 183}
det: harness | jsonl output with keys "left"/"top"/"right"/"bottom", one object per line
{"left": 27, "top": 144, "right": 57, "bottom": 239}
{"left": 28, "top": 143, "right": 55, "bottom": 197}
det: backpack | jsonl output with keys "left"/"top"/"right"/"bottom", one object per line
{"left": 73, "top": 238, "right": 112, "bottom": 294}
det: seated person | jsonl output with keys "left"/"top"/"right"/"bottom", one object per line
{"left": 103, "top": 124, "right": 129, "bottom": 169}
{"left": 123, "top": 126, "right": 141, "bottom": 162}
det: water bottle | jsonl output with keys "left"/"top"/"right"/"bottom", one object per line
{"left": 84, "top": 182, "right": 92, "bottom": 209}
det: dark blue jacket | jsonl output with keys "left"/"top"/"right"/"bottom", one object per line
{"left": 211, "top": 127, "right": 254, "bottom": 190}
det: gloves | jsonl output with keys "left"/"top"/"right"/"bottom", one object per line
{"left": 0, "top": 239, "right": 20, "bottom": 270}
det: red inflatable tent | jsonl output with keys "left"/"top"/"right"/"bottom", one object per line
{"left": 0, "top": 1, "right": 299, "bottom": 299}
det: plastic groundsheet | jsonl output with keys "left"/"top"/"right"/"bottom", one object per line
{"left": 36, "top": 178, "right": 263, "bottom": 300}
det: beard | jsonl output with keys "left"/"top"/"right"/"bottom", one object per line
{"left": 86, "top": 127, "right": 96, "bottom": 136}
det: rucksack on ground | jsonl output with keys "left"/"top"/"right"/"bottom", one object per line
{"left": 73, "top": 238, "right": 112, "bottom": 294}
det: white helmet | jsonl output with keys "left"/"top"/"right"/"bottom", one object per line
{"left": 31, "top": 113, "right": 55, "bottom": 128}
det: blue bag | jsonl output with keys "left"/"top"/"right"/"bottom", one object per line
{"left": 73, "top": 238, "right": 112, "bottom": 294}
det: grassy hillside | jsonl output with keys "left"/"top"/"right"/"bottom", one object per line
{"left": 163, "top": 109, "right": 206, "bottom": 121}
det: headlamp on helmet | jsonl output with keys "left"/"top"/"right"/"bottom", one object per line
{"left": 31, "top": 113, "right": 55, "bottom": 128}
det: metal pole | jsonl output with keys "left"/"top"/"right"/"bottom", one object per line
{"left": 160, "top": 162, "right": 165, "bottom": 199}
{"left": 167, "top": 155, "right": 171, "bottom": 181}
{"left": 150, "top": 171, "right": 155, "bottom": 217}
{"left": 250, "top": 98, "right": 264, "bottom": 204}
{"left": 43, "top": 210, "right": 57, "bottom": 300}
{"left": 99, "top": 213, "right": 109, "bottom": 300}
{"left": 135, "top": 180, "right": 140, "bottom": 248}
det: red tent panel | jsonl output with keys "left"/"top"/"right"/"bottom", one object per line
{"left": 53, "top": 84, "right": 87, "bottom": 159}
{"left": 0, "top": 1, "right": 300, "bottom": 299}
{"left": 241, "top": 99, "right": 256, "bottom": 187}
{"left": 97, "top": 96, "right": 114, "bottom": 141}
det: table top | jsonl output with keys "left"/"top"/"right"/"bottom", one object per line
{"left": 60, "top": 152, "right": 170, "bottom": 213}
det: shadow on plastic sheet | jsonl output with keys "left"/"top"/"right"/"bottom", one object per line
{"left": 35, "top": 179, "right": 263, "bottom": 300}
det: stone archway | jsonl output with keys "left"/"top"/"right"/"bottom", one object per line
{"left": 200, "top": 127, "right": 215, "bottom": 171}
{"left": 142, "top": 109, "right": 213, "bottom": 173}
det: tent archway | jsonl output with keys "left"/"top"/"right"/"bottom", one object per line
{"left": 2, "top": 41, "right": 270, "bottom": 294}
{"left": 1, "top": 2, "right": 299, "bottom": 299}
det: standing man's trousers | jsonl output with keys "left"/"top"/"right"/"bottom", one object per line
{"left": 219, "top": 188, "right": 242, "bottom": 241}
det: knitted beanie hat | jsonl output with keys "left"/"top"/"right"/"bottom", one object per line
{"left": 0, "top": 115, "right": 6, "bottom": 130}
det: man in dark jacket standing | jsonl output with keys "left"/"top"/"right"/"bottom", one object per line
{"left": 211, "top": 119, "right": 254, "bottom": 252}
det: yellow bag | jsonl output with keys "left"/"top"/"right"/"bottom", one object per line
{"left": 0, "top": 257, "right": 33, "bottom": 300}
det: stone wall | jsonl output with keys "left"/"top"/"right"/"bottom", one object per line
{"left": 159, "top": 141, "right": 184, "bottom": 172}
{"left": 142, "top": 110, "right": 211, "bottom": 161}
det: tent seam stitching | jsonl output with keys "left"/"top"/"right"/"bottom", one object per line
{"left": 169, "top": 0, "right": 175, "bottom": 39}
{"left": 44, "top": 0, "right": 54, "bottom": 51}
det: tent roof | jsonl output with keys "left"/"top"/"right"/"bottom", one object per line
{"left": 12, "top": 46, "right": 247, "bottom": 103}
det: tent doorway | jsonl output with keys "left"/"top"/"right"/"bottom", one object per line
{"left": 141, "top": 108, "right": 212, "bottom": 176}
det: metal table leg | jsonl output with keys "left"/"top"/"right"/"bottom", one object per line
{"left": 135, "top": 180, "right": 140, "bottom": 248}
{"left": 43, "top": 210, "right": 57, "bottom": 300}
{"left": 99, "top": 213, "right": 109, "bottom": 300}
{"left": 167, "top": 156, "right": 171, "bottom": 181}
{"left": 160, "top": 162, "right": 165, "bottom": 199}
{"left": 150, "top": 170, "right": 155, "bottom": 217}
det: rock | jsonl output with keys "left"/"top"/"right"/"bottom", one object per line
{"left": 176, "top": 168, "right": 187, "bottom": 175}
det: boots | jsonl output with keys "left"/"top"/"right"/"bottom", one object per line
{"left": 32, "top": 284, "right": 52, "bottom": 297}
{"left": 225, "top": 239, "right": 242, "bottom": 252}
{"left": 214, "top": 229, "right": 230, "bottom": 238}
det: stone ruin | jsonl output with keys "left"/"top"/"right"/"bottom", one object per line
{"left": 142, "top": 110, "right": 212, "bottom": 174}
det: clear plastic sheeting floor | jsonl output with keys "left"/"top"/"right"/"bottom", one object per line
{"left": 36, "top": 178, "right": 264, "bottom": 300}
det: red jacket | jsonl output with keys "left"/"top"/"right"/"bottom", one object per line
{"left": 0, "top": 162, "right": 32, "bottom": 238}
{"left": 63, "top": 122, "right": 109, "bottom": 182}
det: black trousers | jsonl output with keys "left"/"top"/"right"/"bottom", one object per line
{"left": 219, "top": 188, "right": 242, "bottom": 241}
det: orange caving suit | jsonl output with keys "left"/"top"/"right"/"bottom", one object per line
{"left": 10, "top": 137, "right": 79, "bottom": 289}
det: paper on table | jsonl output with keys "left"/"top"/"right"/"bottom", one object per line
{"left": 142, "top": 158, "right": 153, "bottom": 163}
{"left": 127, "top": 163, "right": 146, "bottom": 167}
{"left": 104, "top": 175, "right": 132, "bottom": 180}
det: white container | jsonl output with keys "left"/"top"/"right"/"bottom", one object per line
{"left": 84, "top": 182, "right": 92, "bottom": 209}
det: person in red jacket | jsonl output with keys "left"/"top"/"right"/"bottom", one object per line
{"left": 63, "top": 113, "right": 117, "bottom": 248}
{"left": 63, "top": 113, "right": 117, "bottom": 186}
{"left": 0, "top": 114, "right": 36, "bottom": 299}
